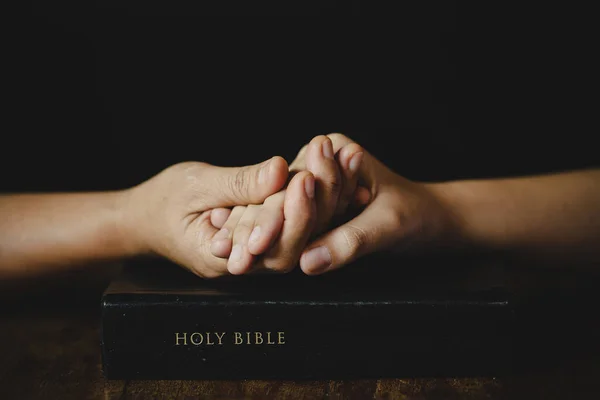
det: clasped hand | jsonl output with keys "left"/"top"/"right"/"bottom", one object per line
{"left": 124, "top": 134, "right": 454, "bottom": 278}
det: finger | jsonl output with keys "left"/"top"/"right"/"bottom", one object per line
{"left": 210, "top": 208, "right": 232, "bottom": 229}
{"left": 335, "top": 143, "right": 364, "bottom": 216}
{"left": 227, "top": 205, "right": 260, "bottom": 275}
{"left": 289, "top": 143, "right": 309, "bottom": 172}
{"left": 181, "top": 211, "right": 229, "bottom": 279}
{"left": 326, "top": 133, "right": 355, "bottom": 151}
{"left": 353, "top": 186, "right": 372, "bottom": 206}
{"left": 210, "top": 206, "right": 245, "bottom": 258}
{"left": 327, "top": 133, "right": 385, "bottom": 195}
{"left": 300, "top": 199, "right": 398, "bottom": 275}
{"left": 247, "top": 191, "right": 285, "bottom": 256}
{"left": 305, "top": 135, "right": 342, "bottom": 234}
{"left": 289, "top": 133, "right": 354, "bottom": 174}
{"left": 259, "top": 171, "right": 316, "bottom": 273}
{"left": 195, "top": 156, "right": 288, "bottom": 210}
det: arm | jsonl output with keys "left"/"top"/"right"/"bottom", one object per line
{"left": 0, "top": 192, "right": 133, "bottom": 277}
{"left": 433, "top": 168, "right": 600, "bottom": 261}
{"left": 299, "top": 134, "right": 600, "bottom": 274}
{"left": 0, "top": 157, "right": 290, "bottom": 279}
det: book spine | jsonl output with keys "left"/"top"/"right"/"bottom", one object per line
{"left": 101, "top": 298, "right": 513, "bottom": 379}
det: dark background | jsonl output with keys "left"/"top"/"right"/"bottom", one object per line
{"left": 3, "top": 6, "right": 600, "bottom": 398}
{"left": 8, "top": 2, "right": 596, "bottom": 193}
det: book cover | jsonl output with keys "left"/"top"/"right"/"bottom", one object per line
{"left": 101, "top": 253, "right": 514, "bottom": 380}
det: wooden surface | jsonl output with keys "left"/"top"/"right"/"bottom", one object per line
{"left": 1, "top": 263, "right": 600, "bottom": 399}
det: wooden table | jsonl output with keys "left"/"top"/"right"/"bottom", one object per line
{"left": 2, "top": 263, "right": 600, "bottom": 399}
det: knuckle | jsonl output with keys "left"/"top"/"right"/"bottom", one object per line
{"left": 176, "top": 161, "right": 206, "bottom": 173}
{"left": 341, "top": 224, "right": 369, "bottom": 257}
{"left": 267, "top": 258, "right": 295, "bottom": 273}
{"left": 181, "top": 162, "right": 211, "bottom": 186}
{"left": 321, "top": 177, "right": 342, "bottom": 196}
{"left": 190, "top": 161, "right": 210, "bottom": 169}
{"left": 227, "top": 169, "right": 248, "bottom": 201}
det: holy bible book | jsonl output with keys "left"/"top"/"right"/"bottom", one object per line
{"left": 100, "top": 254, "right": 514, "bottom": 380}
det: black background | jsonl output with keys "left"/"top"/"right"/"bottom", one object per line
{"left": 9, "top": 2, "right": 597, "bottom": 193}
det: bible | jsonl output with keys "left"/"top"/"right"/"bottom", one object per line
{"left": 100, "top": 254, "right": 514, "bottom": 379}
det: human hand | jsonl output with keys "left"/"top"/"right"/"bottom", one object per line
{"left": 299, "top": 133, "right": 459, "bottom": 275}
{"left": 120, "top": 157, "right": 290, "bottom": 278}
{"left": 209, "top": 135, "right": 366, "bottom": 275}
{"left": 288, "top": 135, "right": 370, "bottom": 233}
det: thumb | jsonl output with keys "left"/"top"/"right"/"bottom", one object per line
{"left": 299, "top": 201, "right": 399, "bottom": 275}
{"left": 197, "top": 156, "right": 288, "bottom": 209}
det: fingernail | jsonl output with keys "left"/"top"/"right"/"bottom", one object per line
{"left": 230, "top": 244, "right": 242, "bottom": 262}
{"left": 213, "top": 228, "right": 229, "bottom": 241}
{"left": 258, "top": 158, "right": 271, "bottom": 185}
{"left": 249, "top": 226, "right": 261, "bottom": 243}
{"left": 301, "top": 246, "right": 332, "bottom": 274}
{"left": 349, "top": 152, "right": 364, "bottom": 174}
{"left": 322, "top": 140, "right": 334, "bottom": 159}
{"left": 304, "top": 175, "right": 315, "bottom": 199}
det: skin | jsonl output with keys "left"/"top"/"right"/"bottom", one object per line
{"left": 0, "top": 156, "right": 298, "bottom": 278}
{"left": 298, "top": 134, "right": 600, "bottom": 275}
{"left": 209, "top": 135, "right": 367, "bottom": 275}
{"left": 1, "top": 133, "right": 598, "bottom": 279}
{"left": 210, "top": 169, "right": 317, "bottom": 275}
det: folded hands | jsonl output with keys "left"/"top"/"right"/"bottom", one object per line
{"left": 126, "top": 133, "right": 457, "bottom": 278}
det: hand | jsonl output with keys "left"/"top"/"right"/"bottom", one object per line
{"left": 121, "top": 157, "right": 289, "bottom": 278}
{"left": 289, "top": 135, "right": 369, "bottom": 234}
{"left": 299, "top": 134, "right": 458, "bottom": 275}
{"left": 209, "top": 135, "right": 366, "bottom": 275}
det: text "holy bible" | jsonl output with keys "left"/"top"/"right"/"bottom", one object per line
{"left": 175, "top": 332, "right": 285, "bottom": 345}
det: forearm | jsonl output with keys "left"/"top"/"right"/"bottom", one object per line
{"left": 0, "top": 191, "right": 138, "bottom": 277}
{"left": 433, "top": 169, "right": 600, "bottom": 261}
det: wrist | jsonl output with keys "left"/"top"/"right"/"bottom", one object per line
{"left": 424, "top": 180, "right": 479, "bottom": 251}
{"left": 114, "top": 187, "right": 152, "bottom": 258}
{"left": 427, "top": 178, "right": 515, "bottom": 253}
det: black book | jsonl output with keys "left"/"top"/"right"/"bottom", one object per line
{"left": 101, "top": 254, "right": 515, "bottom": 380}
